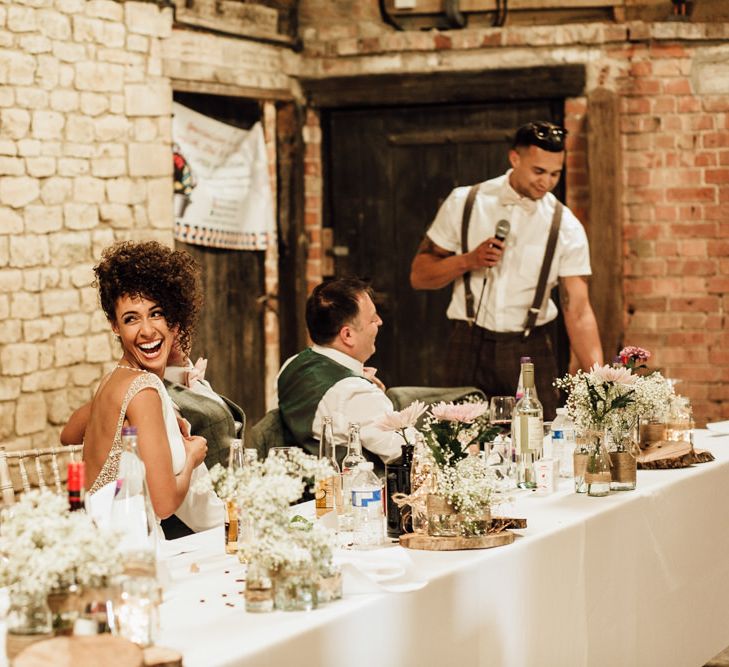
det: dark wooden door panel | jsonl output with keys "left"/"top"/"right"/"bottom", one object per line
{"left": 325, "top": 99, "right": 564, "bottom": 388}
{"left": 175, "top": 242, "right": 266, "bottom": 429}
{"left": 172, "top": 92, "right": 267, "bottom": 430}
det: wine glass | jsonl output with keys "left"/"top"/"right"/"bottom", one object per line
{"left": 488, "top": 396, "right": 516, "bottom": 482}
{"left": 489, "top": 396, "right": 515, "bottom": 438}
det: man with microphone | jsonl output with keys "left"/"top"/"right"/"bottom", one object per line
{"left": 410, "top": 120, "right": 603, "bottom": 419}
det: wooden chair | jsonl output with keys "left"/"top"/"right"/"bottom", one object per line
{"left": 0, "top": 444, "right": 83, "bottom": 506}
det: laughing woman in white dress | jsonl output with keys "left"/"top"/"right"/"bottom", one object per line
{"left": 83, "top": 241, "right": 223, "bottom": 532}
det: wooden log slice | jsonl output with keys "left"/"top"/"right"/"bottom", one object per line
{"left": 144, "top": 645, "right": 184, "bottom": 667}
{"left": 14, "top": 635, "right": 143, "bottom": 667}
{"left": 637, "top": 440, "right": 715, "bottom": 469}
{"left": 400, "top": 531, "right": 514, "bottom": 551}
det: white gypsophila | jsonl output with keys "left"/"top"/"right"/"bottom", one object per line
{"left": 557, "top": 367, "right": 674, "bottom": 434}
{"left": 227, "top": 449, "right": 337, "bottom": 575}
{"left": 434, "top": 459, "right": 498, "bottom": 528}
{"left": 0, "top": 490, "right": 123, "bottom": 597}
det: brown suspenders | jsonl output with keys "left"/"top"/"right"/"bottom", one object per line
{"left": 460, "top": 187, "right": 563, "bottom": 335}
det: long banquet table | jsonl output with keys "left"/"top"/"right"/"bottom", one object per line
{"left": 155, "top": 430, "right": 729, "bottom": 667}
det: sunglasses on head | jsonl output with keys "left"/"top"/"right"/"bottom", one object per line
{"left": 527, "top": 122, "right": 566, "bottom": 142}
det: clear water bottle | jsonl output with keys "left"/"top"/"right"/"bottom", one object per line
{"left": 339, "top": 422, "right": 365, "bottom": 534}
{"left": 551, "top": 408, "right": 577, "bottom": 478}
{"left": 111, "top": 426, "right": 157, "bottom": 574}
{"left": 351, "top": 462, "right": 384, "bottom": 549}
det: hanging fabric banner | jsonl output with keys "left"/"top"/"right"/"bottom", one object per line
{"left": 172, "top": 102, "right": 275, "bottom": 251}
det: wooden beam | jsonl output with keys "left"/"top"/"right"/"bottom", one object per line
{"left": 302, "top": 65, "right": 586, "bottom": 109}
{"left": 587, "top": 87, "right": 623, "bottom": 361}
{"left": 171, "top": 78, "right": 293, "bottom": 102}
{"left": 385, "top": 0, "right": 622, "bottom": 11}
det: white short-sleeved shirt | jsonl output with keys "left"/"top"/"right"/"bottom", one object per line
{"left": 426, "top": 170, "right": 592, "bottom": 332}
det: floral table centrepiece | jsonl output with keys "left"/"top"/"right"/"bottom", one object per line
{"left": 557, "top": 356, "right": 674, "bottom": 495}
{"left": 0, "top": 490, "right": 123, "bottom": 649}
{"left": 199, "top": 449, "right": 338, "bottom": 611}
{"left": 421, "top": 400, "right": 500, "bottom": 537}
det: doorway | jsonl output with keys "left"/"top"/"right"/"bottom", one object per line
{"left": 172, "top": 91, "right": 267, "bottom": 427}
{"left": 322, "top": 99, "right": 568, "bottom": 388}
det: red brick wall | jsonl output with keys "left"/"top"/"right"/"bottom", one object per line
{"left": 296, "top": 13, "right": 729, "bottom": 425}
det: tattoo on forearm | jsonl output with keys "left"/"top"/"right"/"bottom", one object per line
{"left": 416, "top": 237, "right": 436, "bottom": 255}
{"left": 416, "top": 237, "right": 452, "bottom": 258}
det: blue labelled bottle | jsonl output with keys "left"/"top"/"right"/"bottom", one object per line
{"left": 351, "top": 462, "right": 384, "bottom": 549}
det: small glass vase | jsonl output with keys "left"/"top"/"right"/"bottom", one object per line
{"left": 585, "top": 430, "right": 611, "bottom": 497}
{"left": 317, "top": 565, "right": 343, "bottom": 605}
{"left": 608, "top": 418, "right": 638, "bottom": 492}
{"left": 47, "top": 584, "right": 81, "bottom": 636}
{"left": 426, "top": 494, "right": 459, "bottom": 537}
{"left": 573, "top": 436, "right": 589, "bottom": 493}
{"left": 273, "top": 565, "right": 318, "bottom": 612}
{"left": 245, "top": 561, "right": 274, "bottom": 613}
{"left": 5, "top": 591, "right": 53, "bottom": 661}
{"left": 459, "top": 505, "right": 491, "bottom": 538}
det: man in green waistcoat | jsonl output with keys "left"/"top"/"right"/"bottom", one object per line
{"left": 277, "top": 278, "right": 402, "bottom": 466}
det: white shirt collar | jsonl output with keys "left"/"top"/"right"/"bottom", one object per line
{"left": 311, "top": 344, "right": 364, "bottom": 375}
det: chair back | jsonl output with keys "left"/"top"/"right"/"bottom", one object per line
{"left": 249, "top": 409, "right": 293, "bottom": 460}
{"left": 0, "top": 444, "right": 83, "bottom": 506}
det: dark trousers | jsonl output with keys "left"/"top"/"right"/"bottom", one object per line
{"left": 444, "top": 320, "right": 560, "bottom": 421}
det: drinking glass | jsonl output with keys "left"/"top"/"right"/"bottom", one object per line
{"left": 488, "top": 396, "right": 516, "bottom": 484}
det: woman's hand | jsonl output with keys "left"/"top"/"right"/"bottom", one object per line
{"left": 183, "top": 435, "right": 207, "bottom": 468}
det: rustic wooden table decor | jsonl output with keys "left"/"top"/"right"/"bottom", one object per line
{"left": 400, "top": 516, "right": 525, "bottom": 551}
{"left": 637, "top": 440, "right": 714, "bottom": 469}
{"left": 14, "top": 635, "right": 143, "bottom": 667}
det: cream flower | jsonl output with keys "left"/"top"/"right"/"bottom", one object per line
{"left": 431, "top": 401, "right": 489, "bottom": 423}
{"left": 590, "top": 363, "right": 637, "bottom": 385}
{"left": 376, "top": 400, "right": 427, "bottom": 431}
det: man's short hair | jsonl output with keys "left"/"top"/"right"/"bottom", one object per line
{"left": 512, "top": 120, "right": 567, "bottom": 153}
{"left": 306, "top": 277, "right": 374, "bottom": 345}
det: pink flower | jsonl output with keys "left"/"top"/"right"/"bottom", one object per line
{"left": 376, "top": 400, "right": 427, "bottom": 432}
{"left": 619, "top": 346, "right": 651, "bottom": 362}
{"left": 431, "top": 401, "right": 488, "bottom": 423}
{"left": 590, "top": 363, "right": 637, "bottom": 385}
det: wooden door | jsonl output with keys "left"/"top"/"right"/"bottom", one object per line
{"left": 173, "top": 92, "right": 266, "bottom": 428}
{"left": 323, "top": 100, "right": 566, "bottom": 388}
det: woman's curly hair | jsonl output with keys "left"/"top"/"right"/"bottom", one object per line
{"left": 93, "top": 241, "right": 203, "bottom": 356}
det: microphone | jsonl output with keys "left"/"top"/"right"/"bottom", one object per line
{"left": 494, "top": 219, "right": 510, "bottom": 244}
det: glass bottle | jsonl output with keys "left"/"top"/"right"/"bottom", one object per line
{"left": 516, "top": 356, "right": 538, "bottom": 401}
{"left": 385, "top": 443, "right": 413, "bottom": 538}
{"left": 351, "top": 462, "right": 384, "bottom": 549}
{"left": 512, "top": 362, "right": 543, "bottom": 489}
{"left": 315, "top": 417, "right": 341, "bottom": 519}
{"left": 67, "top": 460, "right": 85, "bottom": 512}
{"left": 111, "top": 426, "right": 157, "bottom": 574}
{"left": 339, "top": 422, "right": 365, "bottom": 534}
{"left": 225, "top": 438, "right": 243, "bottom": 555}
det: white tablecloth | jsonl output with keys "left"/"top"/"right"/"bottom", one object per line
{"left": 155, "top": 430, "right": 729, "bottom": 667}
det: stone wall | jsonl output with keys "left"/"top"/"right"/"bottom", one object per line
{"left": 296, "top": 2, "right": 729, "bottom": 425}
{"left": 0, "top": 0, "right": 175, "bottom": 451}
{"left": 2, "top": 0, "right": 729, "bottom": 449}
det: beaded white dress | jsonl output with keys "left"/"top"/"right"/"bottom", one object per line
{"left": 88, "top": 371, "right": 223, "bottom": 533}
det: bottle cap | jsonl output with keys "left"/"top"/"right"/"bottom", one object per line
{"left": 121, "top": 426, "right": 138, "bottom": 436}
{"left": 520, "top": 356, "right": 532, "bottom": 363}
